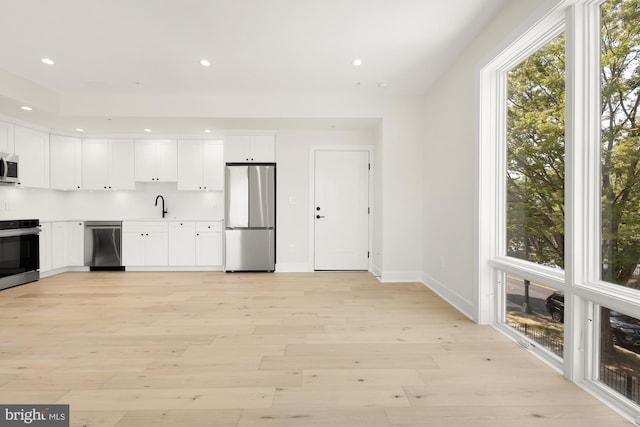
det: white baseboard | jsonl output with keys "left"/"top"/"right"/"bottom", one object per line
{"left": 421, "top": 271, "right": 476, "bottom": 322}
{"left": 124, "top": 266, "right": 223, "bottom": 272}
{"left": 275, "top": 262, "right": 312, "bottom": 272}
{"left": 378, "top": 271, "right": 422, "bottom": 282}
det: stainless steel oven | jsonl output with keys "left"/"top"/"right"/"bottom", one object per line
{"left": 0, "top": 219, "right": 40, "bottom": 291}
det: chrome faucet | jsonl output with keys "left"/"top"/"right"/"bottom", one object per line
{"left": 155, "top": 195, "right": 167, "bottom": 218}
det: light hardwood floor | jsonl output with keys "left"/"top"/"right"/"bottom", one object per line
{"left": 0, "top": 272, "right": 632, "bottom": 426}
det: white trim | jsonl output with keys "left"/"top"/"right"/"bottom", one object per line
{"left": 275, "top": 262, "right": 312, "bottom": 272}
{"left": 477, "top": 1, "right": 568, "bottom": 325}
{"left": 122, "top": 266, "right": 223, "bottom": 271}
{"left": 308, "top": 144, "right": 374, "bottom": 272}
{"left": 377, "top": 270, "right": 421, "bottom": 283}
{"left": 422, "top": 272, "right": 475, "bottom": 321}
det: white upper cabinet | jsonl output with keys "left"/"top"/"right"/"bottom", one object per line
{"left": 135, "top": 139, "right": 177, "bottom": 182}
{"left": 177, "top": 140, "right": 223, "bottom": 191}
{"left": 82, "top": 139, "right": 135, "bottom": 190}
{"left": 81, "top": 139, "right": 109, "bottom": 189}
{"left": 224, "top": 135, "right": 275, "bottom": 163}
{"left": 13, "top": 126, "right": 49, "bottom": 188}
{"left": 110, "top": 140, "right": 136, "bottom": 190}
{"left": 50, "top": 134, "right": 82, "bottom": 190}
{"left": 0, "top": 120, "right": 14, "bottom": 153}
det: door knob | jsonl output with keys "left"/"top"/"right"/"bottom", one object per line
{"left": 316, "top": 214, "right": 325, "bottom": 219}
{"left": 316, "top": 207, "right": 321, "bottom": 211}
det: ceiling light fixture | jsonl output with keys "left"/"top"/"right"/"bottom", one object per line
{"left": 41, "top": 58, "right": 54, "bottom": 65}
{"left": 144, "top": 128, "right": 152, "bottom": 132}
{"left": 204, "top": 129, "right": 211, "bottom": 133}
{"left": 75, "top": 128, "right": 84, "bottom": 132}
{"left": 20, "top": 106, "right": 32, "bottom": 111}
{"left": 352, "top": 59, "right": 362, "bottom": 67}
{"left": 200, "top": 59, "right": 211, "bottom": 67}
{"left": 378, "top": 82, "right": 388, "bottom": 88}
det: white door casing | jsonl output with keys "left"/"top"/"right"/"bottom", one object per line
{"left": 313, "top": 149, "right": 370, "bottom": 270}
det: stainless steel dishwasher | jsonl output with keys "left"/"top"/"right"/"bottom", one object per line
{"left": 84, "top": 221, "right": 124, "bottom": 271}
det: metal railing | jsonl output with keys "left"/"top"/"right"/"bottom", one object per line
{"left": 510, "top": 320, "right": 640, "bottom": 405}
{"left": 508, "top": 321, "right": 564, "bottom": 358}
{"left": 600, "top": 365, "right": 640, "bottom": 405}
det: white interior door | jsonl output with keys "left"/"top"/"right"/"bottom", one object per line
{"left": 314, "top": 150, "right": 369, "bottom": 270}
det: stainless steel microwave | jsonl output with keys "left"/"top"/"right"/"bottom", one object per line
{"left": 0, "top": 153, "right": 19, "bottom": 183}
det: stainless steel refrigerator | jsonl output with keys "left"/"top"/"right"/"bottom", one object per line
{"left": 224, "top": 163, "right": 276, "bottom": 272}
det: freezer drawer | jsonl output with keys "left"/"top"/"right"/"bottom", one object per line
{"left": 224, "top": 229, "right": 275, "bottom": 272}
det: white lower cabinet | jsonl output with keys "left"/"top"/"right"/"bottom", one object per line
{"left": 67, "top": 221, "right": 84, "bottom": 266}
{"left": 39, "top": 222, "right": 52, "bottom": 273}
{"left": 49, "top": 221, "right": 84, "bottom": 269}
{"left": 167, "top": 220, "right": 223, "bottom": 267}
{"left": 122, "top": 222, "right": 169, "bottom": 266}
{"left": 51, "top": 222, "right": 68, "bottom": 270}
{"left": 195, "top": 222, "right": 223, "bottom": 266}
{"left": 168, "top": 222, "right": 196, "bottom": 265}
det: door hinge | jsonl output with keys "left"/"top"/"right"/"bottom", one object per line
{"left": 368, "top": 207, "right": 370, "bottom": 214}
{"left": 368, "top": 251, "right": 370, "bottom": 258}
{"left": 368, "top": 163, "right": 371, "bottom": 170}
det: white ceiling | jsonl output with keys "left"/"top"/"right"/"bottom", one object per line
{"left": 0, "top": 0, "right": 509, "bottom": 133}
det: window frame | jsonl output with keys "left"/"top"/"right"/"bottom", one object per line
{"left": 477, "top": 0, "right": 640, "bottom": 420}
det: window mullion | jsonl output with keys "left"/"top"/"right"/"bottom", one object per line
{"left": 564, "top": 0, "right": 603, "bottom": 383}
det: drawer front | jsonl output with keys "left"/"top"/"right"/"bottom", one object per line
{"left": 196, "top": 221, "right": 222, "bottom": 233}
{"left": 123, "top": 221, "right": 169, "bottom": 234}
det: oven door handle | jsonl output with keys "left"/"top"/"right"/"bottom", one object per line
{"left": 0, "top": 227, "right": 40, "bottom": 238}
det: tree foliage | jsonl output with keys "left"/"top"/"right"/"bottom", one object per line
{"left": 601, "top": 0, "right": 640, "bottom": 287}
{"left": 506, "top": 34, "right": 565, "bottom": 267}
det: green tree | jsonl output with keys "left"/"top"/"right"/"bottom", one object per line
{"left": 600, "top": 0, "right": 640, "bottom": 365}
{"left": 601, "top": 0, "right": 640, "bottom": 288}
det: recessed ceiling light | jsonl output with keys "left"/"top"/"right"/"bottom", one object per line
{"left": 41, "top": 58, "right": 54, "bottom": 65}
{"left": 144, "top": 128, "right": 152, "bottom": 132}
{"left": 20, "top": 106, "right": 32, "bottom": 111}
{"left": 352, "top": 59, "right": 363, "bottom": 67}
{"left": 200, "top": 59, "right": 211, "bottom": 67}
{"left": 378, "top": 82, "right": 388, "bottom": 88}
{"left": 204, "top": 129, "right": 211, "bottom": 133}
{"left": 75, "top": 128, "right": 84, "bottom": 132}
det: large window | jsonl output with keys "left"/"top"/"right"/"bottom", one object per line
{"left": 601, "top": 0, "right": 640, "bottom": 289}
{"left": 480, "top": 0, "right": 640, "bottom": 420}
{"left": 504, "top": 271, "right": 564, "bottom": 358}
{"left": 599, "top": 306, "right": 640, "bottom": 405}
{"left": 507, "top": 34, "right": 566, "bottom": 269}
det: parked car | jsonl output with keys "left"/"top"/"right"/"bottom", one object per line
{"left": 545, "top": 292, "right": 564, "bottom": 323}
{"left": 610, "top": 311, "right": 640, "bottom": 349}
{"left": 546, "top": 294, "right": 640, "bottom": 350}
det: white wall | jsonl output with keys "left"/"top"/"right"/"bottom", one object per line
{"left": 0, "top": 183, "right": 223, "bottom": 221}
{"left": 420, "top": 0, "right": 555, "bottom": 320}
{"left": 379, "top": 98, "right": 424, "bottom": 282}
